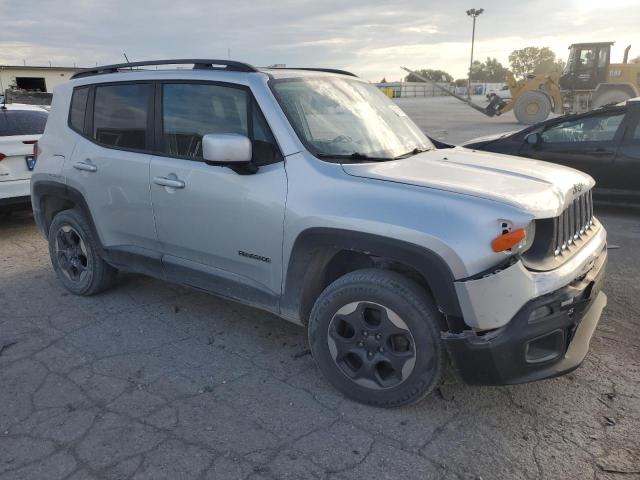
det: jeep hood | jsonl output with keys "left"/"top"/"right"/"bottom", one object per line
{"left": 341, "top": 147, "right": 594, "bottom": 218}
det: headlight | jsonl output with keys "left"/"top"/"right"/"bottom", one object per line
{"left": 516, "top": 220, "right": 536, "bottom": 253}
{"left": 492, "top": 220, "right": 535, "bottom": 253}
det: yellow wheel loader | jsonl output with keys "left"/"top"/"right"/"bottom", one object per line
{"left": 403, "top": 41, "right": 640, "bottom": 125}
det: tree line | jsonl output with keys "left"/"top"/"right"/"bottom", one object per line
{"left": 401, "top": 46, "right": 566, "bottom": 84}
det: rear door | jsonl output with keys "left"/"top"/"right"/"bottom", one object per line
{"left": 520, "top": 109, "right": 626, "bottom": 190}
{"left": 149, "top": 81, "right": 287, "bottom": 309}
{"left": 0, "top": 109, "right": 47, "bottom": 183}
{"left": 65, "top": 82, "right": 159, "bottom": 257}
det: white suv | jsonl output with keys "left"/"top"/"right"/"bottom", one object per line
{"left": 31, "top": 60, "right": 607, "bottom": 407}
{"left": 0, "top": 103, "right": 48, "bottom": 208}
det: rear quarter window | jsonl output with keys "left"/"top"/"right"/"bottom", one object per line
{"left": 69, "top": 86, "right": 89, "bottom": 133}
{"left": 0, "top": 110, "right": 48, "bottom": 136}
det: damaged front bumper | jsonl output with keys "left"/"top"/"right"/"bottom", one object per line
{"left": 444, "top": 223, "right": 608, "bottom": 385}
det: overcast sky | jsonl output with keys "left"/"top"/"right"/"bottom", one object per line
{"left": 2, "top": 0, "right": 639, "bottom": 81}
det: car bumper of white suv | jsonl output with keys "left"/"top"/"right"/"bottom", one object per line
{"left": 442, "top": 221, "right": 607, "bottom": 385}
{"left": 0, "top": 179, "right": 31, "bottom": 206}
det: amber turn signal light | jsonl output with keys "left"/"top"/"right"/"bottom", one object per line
{"left": 491, "top": 228, "right": 526, "bottom": 252}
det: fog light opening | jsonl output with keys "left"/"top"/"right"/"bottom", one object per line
{"left": 525, "top": 329, "right": 564, "bottom": 364}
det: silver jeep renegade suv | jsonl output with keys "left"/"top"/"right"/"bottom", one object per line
{"left": 31, "top": 60, "right": 608, "bottom": 407}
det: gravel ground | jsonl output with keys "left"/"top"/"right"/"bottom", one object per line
{"left": 0, "top": 96, "right": 638, "bottom": 479}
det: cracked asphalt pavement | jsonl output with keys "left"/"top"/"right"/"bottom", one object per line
{"left": 1, "top": 97, "right": 639, "bottom": 479}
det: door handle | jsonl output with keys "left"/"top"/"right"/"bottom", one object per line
{"left": 153, "top": 176, "right": 185, "bottom": 189}
{"left": 73, "top": 160, "right": 97, "bottom": 172}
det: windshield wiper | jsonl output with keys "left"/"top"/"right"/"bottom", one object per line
{"left": 392, "top": 147, "right": 432, "bottom": 160}
{"left": 316, "top": 152, "right": 392, "bottom": 162}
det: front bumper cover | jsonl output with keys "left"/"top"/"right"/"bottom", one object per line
{"left": 443, "top": 243, "right": 607, "bottom": 385}
{"left": 455, "top": 222, "right": 607, "bottom": 330}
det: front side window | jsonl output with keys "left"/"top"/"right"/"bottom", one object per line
{"left": 162, "top": 83, "right": 248, "bottom": 160}
{"left": 0, "top": 110, "right": 48, "bottom": 136}
{"left": 563, "top": 48, "right": 576, "bottom": 75}
{"left": 541, "top": 112, "right": 625, "bottom": 143}
{"left": 597, "top": 48, "right": 608, "bottom": 69}
{"left": 272, "top": 77, "right": 432, "bottom": 161}
{"left": 578, "top": 48, "right": 596, "bottom": 71}
{"left": 93, "top": 83, "right": 152, "bottom": 150}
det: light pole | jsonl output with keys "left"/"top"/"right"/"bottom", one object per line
{"left": 466, "top": 8, "right": 484, "bottom": 99}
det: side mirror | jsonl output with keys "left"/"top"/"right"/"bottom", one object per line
{"left": 525, "top": 132, "right": 542, "bottom": 147}
{"left": 202, "top": 133, "right": 252, "bottom": 164}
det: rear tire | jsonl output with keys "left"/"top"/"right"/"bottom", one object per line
{"left": 514, "top": 90, "right": 552, "bottom": 124}
{"left": 591, "top": 88, "right": 632, "bottom": 109}
{"left": 48, "top": 209, "right": 117, "bottom": 295}
{"left": 308, "top": 269, "right": 445, "bottom": 408}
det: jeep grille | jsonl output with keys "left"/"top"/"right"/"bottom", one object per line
{"left": 553, "top": 190, "right": 594, "bottom": 256}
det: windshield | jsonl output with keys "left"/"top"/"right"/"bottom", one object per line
{"left": 272, "top": 77, "right": 432, "bottom": 160}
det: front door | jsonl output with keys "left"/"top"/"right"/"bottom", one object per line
{"left": 521, "top": 109, "right": 626, "bottom": 190}
{"left": 572, "top": 45, "right": 609, "bottom": 91}
{"left": 150, "top": 82, "right": 287, "bottom": 310}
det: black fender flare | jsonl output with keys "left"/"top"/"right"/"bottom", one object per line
{"left": 280, "top": 227, "right": 462, "bottom": 324}
{"left": 31, "top": 180, "right": 103, "bottom": 252}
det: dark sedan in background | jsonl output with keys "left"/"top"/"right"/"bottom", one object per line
{"left": 464, "top": 98, "right": 640, "bottom": 205}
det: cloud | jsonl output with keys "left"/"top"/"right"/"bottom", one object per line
{"left": 0, "top": 0, "right": 638, "bottom": 82}
{"left": 403, "top": 25, "right": 439, "bottom": 34}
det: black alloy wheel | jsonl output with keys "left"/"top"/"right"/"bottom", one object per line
{"left": 54, "top": 225, "right": 90, "bottom": 283}
{"left": 327, "top": 301, "right": 416, "bottom": 389}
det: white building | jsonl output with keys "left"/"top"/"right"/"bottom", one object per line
{"left": 0, "top": 65, "right": 81, "bottom": 93}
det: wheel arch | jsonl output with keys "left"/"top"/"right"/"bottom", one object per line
{"left": 280, "top": 228, "right": 463, "bottom": 328}
{"left": 31, "top": 180, "right": 104, "bottom": 253}
{"left": 593, "top": 82, "right": 638, "bottom": 99}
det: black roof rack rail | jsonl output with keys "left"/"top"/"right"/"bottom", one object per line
{"left": 267, "top": 67, "right": 358, "bottom": 78}
{"left": 71, "top": 59, "right": 259, "bottom": 79}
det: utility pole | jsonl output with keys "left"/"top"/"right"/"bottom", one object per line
{"left": 466, "top": 8, "right": 484, "bottom": 99}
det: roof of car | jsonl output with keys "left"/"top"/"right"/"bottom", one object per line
{"left": 70, "top": 59, "right": 358, "bottom": 82}
{"left": 0, "top": 103, "right": 49, "bottom": 112}
{"left": 259, "top": 68, "right": 358, "bottom": 79}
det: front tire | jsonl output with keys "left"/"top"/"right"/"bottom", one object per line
{"left": 48, "top": 209, "right": 117, "bottom": 295}
{"left": 514, "top": 90, "right": 552, "bottom": 124}
{"left": 308, "top": 269, "right": 445, "bottom": 407}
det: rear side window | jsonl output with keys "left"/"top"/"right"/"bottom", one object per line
{"left": 0, "top": 110, "right": 48, "bottom": 136}
{"left": 69, "top": 86, "right": 89, "bottom": 133}
{"left": 93, "top": 83, "right": 152, "bottom": 150}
